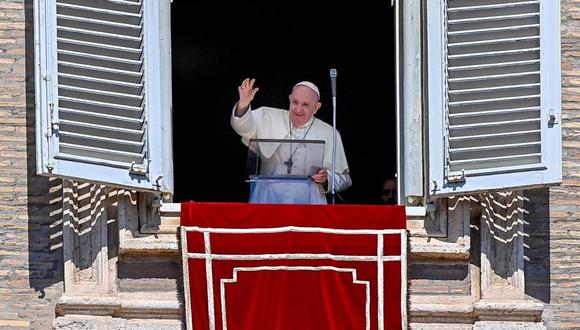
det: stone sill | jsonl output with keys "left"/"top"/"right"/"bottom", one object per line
{"left": 122, "top": 203, "right": 469, "bottom": 260}
{"left": 56, "top": 293, "right": 182, "bottom": 319}
{"left": 410, "top": 296, "right": 544, "bottom": 323}
{"left": 119, "top": 234, "right": 179, "bottom": 255}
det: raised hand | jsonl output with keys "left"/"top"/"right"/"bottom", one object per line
{"left": 237, "top": 78, "right": 259, "bottom": 114}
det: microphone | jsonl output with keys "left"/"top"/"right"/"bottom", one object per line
{"left": 330, "top": 68, "right": 337, "bottom": 97}
{"left": 329, "top": 68, "right": 337, "bottom": 204}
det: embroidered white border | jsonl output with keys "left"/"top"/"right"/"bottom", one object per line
{"left": 184, "top": 226, "right": 406, "bottom": 330}
{"left": 204, "top": 232, "right": 216, "bottom": 330}
{"left": 219, "top": 266, "right": 371, "bottom": 330}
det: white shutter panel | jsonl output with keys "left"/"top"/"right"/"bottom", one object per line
{"left": 34, "top": 0, "right": 173, "bottom": 193}
{"left": 427, "top": 0, "right": 561, "bottom": 196}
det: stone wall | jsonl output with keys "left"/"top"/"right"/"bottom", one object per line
{"left": 523, "top": 0, "right": 580, "bottom": 328}
{"left": 0, "top": 0, "right": 63, "bottom": 328}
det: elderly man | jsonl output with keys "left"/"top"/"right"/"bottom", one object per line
{"left": 231, "top": 78, "right": 351, "bottom": 204}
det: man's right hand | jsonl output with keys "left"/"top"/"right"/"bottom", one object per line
{"left": 236, "top": 78, "right": 259, "bottom": 117}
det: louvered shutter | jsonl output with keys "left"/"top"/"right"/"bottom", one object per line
{"left": 427, "top": 0, "right": 561, "bottom": 196}
{"left": 34, "top": 0, "right": 173, "bottom": 193}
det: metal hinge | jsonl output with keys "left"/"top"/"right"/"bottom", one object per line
{"left": 48, "top": 102, "right": 59, "bottom": 131}
{"left": 446, "top": 169, "right": 466, "bottom": 184}
{"left": 129, "top": 161, "right": 148, "bottom": 175}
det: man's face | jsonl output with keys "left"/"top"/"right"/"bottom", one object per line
{"left": 288, "top": 86, "right": 321, "bottom": 127}
{"left": 382, "top": 179, "right": 397, "bottom": 205}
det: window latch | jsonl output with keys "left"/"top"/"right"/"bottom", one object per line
{"left": 548, "top": 109, "right": 559, "bottom": 126}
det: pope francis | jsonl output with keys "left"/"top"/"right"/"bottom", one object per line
{"left": 231, "top": 78, "right": 352, "bottom": 204}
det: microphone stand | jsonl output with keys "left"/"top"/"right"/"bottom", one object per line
{"left": 330, "top": 68, "right": 337, "bottom": 204}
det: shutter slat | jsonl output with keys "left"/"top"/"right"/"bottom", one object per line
{"left": 57, "top": 37, "right": 142, "bottom": 55}
{"left": 57, "top": 3, "right": 142, "bottom": 18}
{"left": 58, "top": 61, "right": 142, "bottom": 82}
{"left": 450, "top": 118, "right": 539, "bottom": 130}
{"left": 58, "top": 26, "right": 141, "bottom": 42}
{"left": 59, "top": 135, "right": 144, "bottom": 157}
{"left": 58, "top": 72, "right": 143, "bottom": 94}
{"left": 60, "top": 119, "right": 144, "bottom": 136}
{"left": 448, "top": 71, "right": 539, "bottom": 83}
{"left": 59, "top": 96, "right": 143, "bottom": 115}
{"left": 449, "top": 129, "right": 540, "bottom": 142}
{"left": 55, "top": 153, "right": 143, "bottom": 170}
{"left": 448, "top": 12, "right": 538, "bottom": 25}
{"left": 449, "top": 94, "right": 540, "bottom": 107}
{"left": 57, "top": 14, "right": 141, "bottom": 30}
{"left": 449, "top": 35, "right": 539, "bottom": 48}
{"left": 60, "top": 123, "right": 144, "bottom": 146}
{"left": 58, "top": 0, "right": 142, "bottom": 11}
{"left": 448, "top": 47, "right": 539, "bottom": 60}
{"left": 449, "top": 59, "right": 539, "bottom": 72}
{"left": 450, "top": 141, "right": 540, "bottom": 154}
{"left": 59, "top": 143, "right": 145, "bottom": 165}
{"left": 448, "top": 23, "right": 540, "bottom": 36}
{"left": 58, "top": 29, "right": 142, "bottom": 49}
{"left": 60, "top": 131, "right": 144, "bottom": 148}
{"left": 60, "top": 107, "right": 143, "bottom": 131}
{"left": 449, "top": 153, "right": 541, "bottom": 171}
{"left": 448, "top": 1, "right": 540, "bottom": 13}
{"left": 449, "top": 83, "right": 540, "bottom": 95}
{"left": 59, "top": 85, "right": 143, "bottom": 102}
{"left": 449, "top": 106, "right": 540, "bottom": 119}
{"left": 59, "top": 86, "right": 142, "bottom": 108}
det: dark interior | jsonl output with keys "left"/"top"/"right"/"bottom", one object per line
{"left": 171, "top": 0, "right": 396, "bottom": 204}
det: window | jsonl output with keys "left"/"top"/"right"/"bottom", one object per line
{"left": 35, "top": 0, "right": 562, "bottom": 203}
{"left": 34, "top": 0, "right": 173, "bottom": 193}
{"left": 426, "top": 0, "right": 561, "bottom": 196}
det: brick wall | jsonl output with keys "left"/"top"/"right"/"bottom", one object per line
{"left": 0, "top": 0, "right": 63, "bottom": 329}
{"left": 524, "top": 1, "right": 580, "bottom": 329}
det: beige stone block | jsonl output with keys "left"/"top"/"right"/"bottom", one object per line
{"left": 0, "top": 320, "right": 29, "bottom": 328}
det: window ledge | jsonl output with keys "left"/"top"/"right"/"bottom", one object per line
{"left": 129, "top": 203, "right": 469, "bottom": 260}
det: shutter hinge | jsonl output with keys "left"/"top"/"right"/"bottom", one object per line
{"left": 446, "top": 169, "right": 466, "bottom": 184}
{"left": 129, "top": 161, "right": 148, "bottom": 175}
{"left": 154, "top": 175, "right": 164, "bottom": 190}
{"left": 49, "top": 102, "right": 59, "bottom": 131}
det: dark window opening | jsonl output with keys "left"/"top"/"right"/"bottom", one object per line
{"left": 171, "top": 0, "right": 396, "bottom": 204}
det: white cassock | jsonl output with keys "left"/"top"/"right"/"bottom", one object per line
{"left": 231, "top": 106, "right": 352, "bottom": 204}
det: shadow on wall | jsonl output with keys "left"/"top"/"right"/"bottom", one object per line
{"left": 523, "top": 188, "right": 551, "bottom": 303}
{"left": 26, "top": 0, "right": 64, "bottom": 297}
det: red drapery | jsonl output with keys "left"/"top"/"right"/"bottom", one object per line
{"left": 181, "top": 202, "right": 407, "bottom": 330}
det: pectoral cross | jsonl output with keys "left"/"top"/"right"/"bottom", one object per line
{"left": 284, "top": 157, "right": 293, "bottom": 174}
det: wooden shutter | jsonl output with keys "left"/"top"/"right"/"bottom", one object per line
{"left": 427, "top": 0, "right": 561, "bottom": 196}
{"left": 35, "top": 0, "right": 173, "bottom": 193}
